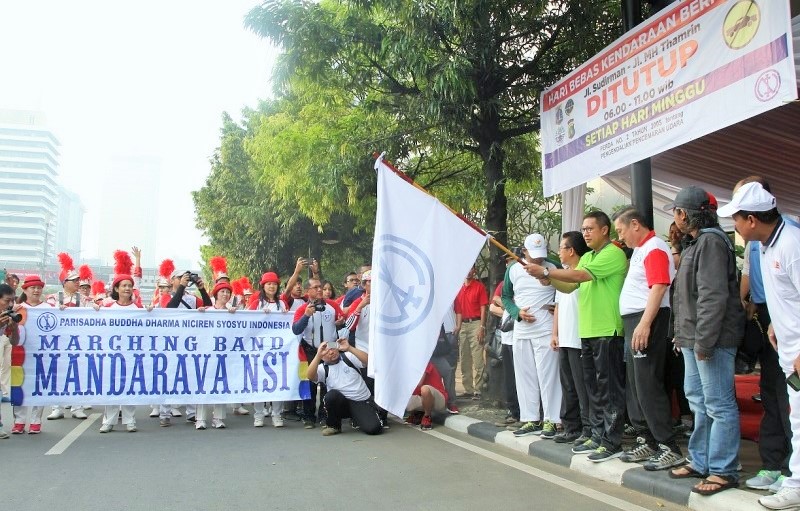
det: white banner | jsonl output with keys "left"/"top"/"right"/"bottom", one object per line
{"left": 11, "top": 308, "right": 309, "bottom": 406}
{"left": 369, "top": 157, "right": 486, "bottom": 417}
{"left": 541, "top": 0, "right": 798, "bottom": 196}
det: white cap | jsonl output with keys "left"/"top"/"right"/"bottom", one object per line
{"left": 717, "top": 182, "right": 777, "bottom": 217}
{"left": 523, "top": 233, "right": 548, "bottom": 259}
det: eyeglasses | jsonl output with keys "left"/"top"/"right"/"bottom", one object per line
{"left": 581, "top": 227, "right": 595, "bottom": 233}
{"left": 346, "top": 279, "right": 360, "bottom": 283}
{"left": 559, "top": 245, "right": 572, "bottom": 251}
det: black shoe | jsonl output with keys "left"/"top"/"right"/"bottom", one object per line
{"left": 735, "top": 355, "right": 754, "bottom": 375}
{"left": 553, "top": 431, "right": 581, "bottom": 444}
{"left": 752, "top": 393, "right": 762, "bottom": 403}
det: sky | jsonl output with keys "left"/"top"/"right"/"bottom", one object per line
{"left": 0, "top": 1, "right": 277, "bottom": 268}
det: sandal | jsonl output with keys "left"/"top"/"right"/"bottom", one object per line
{"left": 691, "top": 475, "right": 739, "bottom": 496}
{"left": 669, "top": 465, "right": 707, "bottom": 479}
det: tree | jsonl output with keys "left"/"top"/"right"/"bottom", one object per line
{"left": 245, "top": 0, "right": 621, "bottom": 285}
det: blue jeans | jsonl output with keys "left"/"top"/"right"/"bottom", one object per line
{"left": 682, "top": 346, "right": 740, "bottom": 478}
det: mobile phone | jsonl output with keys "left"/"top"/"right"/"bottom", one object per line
{"left": 787, "top": 371, "right": 800, "bottom": 392}
{"left": 327, "top": 340, "right": 339, "bottom": 350}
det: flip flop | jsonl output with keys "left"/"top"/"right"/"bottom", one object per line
{"left": 691, "top": 475, "right": 739, "bottom": 496}
{"left": 669, "top": 465, "right": 707, "bottom": 479}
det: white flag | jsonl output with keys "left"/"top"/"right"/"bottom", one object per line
{"left": 369, "top": 156, "right": 486, "bottom": 417}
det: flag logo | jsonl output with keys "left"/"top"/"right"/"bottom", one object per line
{"left": 376, "top": 234, "right": 435, "bottom": 336}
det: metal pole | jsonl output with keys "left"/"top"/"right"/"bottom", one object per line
{"left": 623, "top": 0, "right": 654, "bottom": 229}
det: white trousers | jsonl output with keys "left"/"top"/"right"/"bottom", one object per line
{"left": 254, "top": 401, "right": 284, "bottom": 419}
{"left": 0, "top": 335, "right": 11, "bottom": 396}
{"left": 103, "top": 405, "right": 136, "bottom": 426}
{"left": 786, "top": 385, "right": 800, "bottom": 488}
{"left": 13, "top": 406, "right": 43, "bottom": 425}
{"left": 51, "top": 405, "right": 86, "bottom": 414}
{"left": 197, "top": 404, "right": 227, "bottom": 421}
{"left": 513, "top": 336, "right": 562, "bottom": 423}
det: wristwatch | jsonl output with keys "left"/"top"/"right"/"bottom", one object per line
{"left": 542, "top": 267, "right": 550, "bottom": 277}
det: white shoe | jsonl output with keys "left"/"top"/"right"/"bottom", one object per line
{"left": 234, "top": 406, "right": 250, "bottom": 415}
{"left": 170, "top": 407, "right": 183, "bottom": 417}
{"left": 0, "top": 429, "right": 9, "bottom": 439}
{"left": 195, "top": 420, "right": 207, "bottom": 430}
{"left": 212, "top": 418, "right": 226, "bottom": 429}
{"left": 759, "top": 487, "right": 800, "bottom": 510}
{"left": 84, "top": 406, "right": 92, "bottom": 410}
{"left": 127, "top": 423, "right": 137, "bottom": 432}
{"left": 254, "top": 417, "right": 264, "bottom": 428}
{"left": 47, "top": 409, "right": 64, "bottom": 420}
{"left": 273, "top": 416, "right": 285, "bottom": 428}
{"left": 71, "top": 410, "right": 88, "bottom": 419}
{"left": 99, "top": 424, "right": 113, "bottom": 433}
{"left": 149, "top": 407, "right": 159, "bottom": 418}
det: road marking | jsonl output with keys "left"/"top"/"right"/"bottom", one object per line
{"left": 45, "top": 413, "right": 102, "bottom": 456}
{"left": 425, "top": 429, "right": 652, "bottom": 511}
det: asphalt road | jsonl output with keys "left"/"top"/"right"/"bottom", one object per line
{"left": 1, "top": 404, "right": 687, "bottom": 511}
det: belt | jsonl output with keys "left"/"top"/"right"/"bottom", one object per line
{"left": 462, "top": 318, "right": 481, "bottom": 323}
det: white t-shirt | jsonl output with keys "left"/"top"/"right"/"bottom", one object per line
{"left": 555, "top": 289, "right": 581, "bottom": 349}
{"left": 507, "top": 261, "right": 556, "bottom": 341}
{"left": 316, "top": 352, "right": 371, "bottom": 401}
{"left": 619, "top": 232, "right": 674, "bottom": 316}
{"left": 354, "top": 304, "right": 371, "bottom": 353}
{"left": 18, "top": 301, "right": 53, "bottom": 346}
{"left": 760, "top": 221, "right": 800, "bottom": 375}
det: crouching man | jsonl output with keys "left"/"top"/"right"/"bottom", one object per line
{"left": 405, "top": 362, "right": 449, "bottom": 431}
{"left": 306, "top": 338, "right": 383, "bottom": 436}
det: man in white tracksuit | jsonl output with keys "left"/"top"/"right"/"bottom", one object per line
{"left": 502, "top": 233, "right": 560, "bottom": 438}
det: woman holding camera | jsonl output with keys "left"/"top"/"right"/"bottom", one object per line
{"left": 9, "top": 275, "right": 51, "bottom": 434}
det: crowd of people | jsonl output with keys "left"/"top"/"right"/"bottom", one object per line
{"left": 457, "top": 176, "right": 800, "bottom": 510}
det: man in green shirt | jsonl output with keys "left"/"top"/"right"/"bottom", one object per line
{"left": 525, "top": 211, "right": 628, "bottom": 462}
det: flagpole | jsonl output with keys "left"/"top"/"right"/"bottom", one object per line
{"left": 373, "top": 153, "right": 520, "bottom": 262}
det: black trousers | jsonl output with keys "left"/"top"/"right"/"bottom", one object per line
{"left": 623, "top": 308, "right": 677, "bottom": 448}
{"left": 582, "top": 336, "right": 626, "bottom": 450}
{"left": 560, "top": 346, "right": 590, "bottom": 436}
{"left": 323, "top": 390, "right": 383, "bottom": 435}
{"left": 664, "top": 335, "right": 691, "bottom": 417}
{"left": 501, "top": 343, "right": 520, "bottom": 418}
{"left": 754, "top": 303, "right": 792, "bottom": 472}
{"left": 431, "top": 355, "right": 457, "bottom": 408}
{"left": 301, "top": 343, "right": 326, "bottom": 421}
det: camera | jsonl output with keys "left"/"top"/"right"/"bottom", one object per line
{"left": 326, "top": 340, "right": 339, "bottom": 350}
{"left": 1, "top": 307, "right": 22, "bottom": 323}
{"left": 184, "top": 271, "right": 201, "bottom": 286}
{"left": 312, "top": 300, "right": 327, "bottom": 312}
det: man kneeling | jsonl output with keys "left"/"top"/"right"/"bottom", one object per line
{"left": 307, "top": 339, "right": 382, "bottom": 436}
{"left": 406, "top": 362, "right": 448, "bottom": 431}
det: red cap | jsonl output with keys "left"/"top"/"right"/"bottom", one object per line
{"left": 112, "top": 274, "right": 134, "bottom": 289}
{"left": 212, "top": 282, "right": 233, "bottom": 297}
{"left": 706, "top": 192, "right": 718, "bottom": 210}
{"left": 260, "top": 272, "right": 280, "bottom": 285}
{"left": 21, "top": 275, "right": 45, "bottom": 289}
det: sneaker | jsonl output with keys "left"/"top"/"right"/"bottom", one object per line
{"left": 472, "top": 393, "right": 481, "bottom": 401}
{"left": 272, "top": 417, "right": 285, "bottom": 428}
{"left": 99, "top": 423, "right": 113, "bottom": 433}
{"left": 170, "top": 407, "right": 183, "bottom": 417}
{"left": 759, "top": 487, "right": 800, "bottom": 510}
{"left": 149, "top": 407, "right": 159, "bottom": 418}
{"left": 0, "top": 429, "right": 9, "bottom": 439}
{"left": 643, "top": 445, "right": 685, "bottom": 471}
{"left": 351, "top": 419, "right": 360, "bottom": 430}
{"left": 253, "top": 417, "right": 264, "bottom": 428}
{"left": 159, "top": 418, "right": 171, "bottom": 427}
{"left": 186, "top": 415, "right": 196, "bottom": 423}
{"left": 47, "top": 409, "right": 64, "bottom": 420}
{"left": 512, "top": 421, "right": 542, "bottom": 437}
{"left": 127, "top": 423, "right": 137, "bottom": 433}
{"left": 540, "top": 420, "right": 557, "bottom": 439}
{"left": 234, "top": 406, "right": 250, "bottom": 415}
{"left": 303, "top": 420, "right": 315, "bottom": 429}
{"left": 447, "top": 405, "right": 460, "bottom": 415}
{"left": 623, "top": 424, "right": 636, "bottom": 438}
{"left": 28, "top": 424, "right": 41, "bottom": 434}
{"left": 747, "top": 470, "right": 782, "bottom": 490}
{"left": 405, "top": 411, "right": 423, "bottom": 426}
{"left": 553, "top": 431, "right": 581, "bottom": 444}
{"left": 195, "top": 420, "right": 207, "bottom": 430}
{"left": 71, "top": 410, "right": 88, "bottom": 420}
{"left": 11, "top": 423, "right": 25, "bottom": 434}
{"left": 572, "top": 439, "right": 601, "bottom": 454}
{"left": 620, "top": 438, "right": 658, "bottom": 463}
{"left": 212, "top": 418, "right": 226, "bottom": 429}
{"left": 382, "top": 419, "right": 390, "bottom": 430}
{"left": 1, "top": 395, "right": 9, "bottom": 403}
{"left": 321, "top": 426, "right": 340, "bottom": 436}
{"left": 573, "top": 434, "right": 591, "bottom": 446}
{"left": 420, "top": 415, "right": 433, "bottom": 431}
{"left": 283, "top": 410, "right": 302, "bottom": 422}
{"left": 588, "top": 446, "right": 623, "bottom": 463}
{"left": 769, "top": 475, "right": 787, "bottom": 493}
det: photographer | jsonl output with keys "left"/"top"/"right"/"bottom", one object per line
{"left": 165, "top": 271, "right": 212, "bottom": 309}
{"left": 306, "top": 338, "right": 382, "bottom": 436}
{"left": 292, "top": 278, "right": 344, "bottom": 428}
{"left": 0, "top": 283, "right": 21, "bottom": 439}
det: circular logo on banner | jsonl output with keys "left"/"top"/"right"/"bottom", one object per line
{"left": 37, "top": 312, "right": 57, "bottom": 332}
{"left": 376, "top": 234, "right": 435, "bottom": 336}
{"left": 722, "top": 0, "right": 760, "bottom": 50}
{"left": 754, "top": 70, "right": 781, "bottom": 102}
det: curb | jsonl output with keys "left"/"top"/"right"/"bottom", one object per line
{"left": 437, "top": 415, "right": 764, "bottom": 511}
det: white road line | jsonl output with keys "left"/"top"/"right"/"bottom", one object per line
{"left": 45, "top": 413, "right": 102, "bottom": 456}
{"left": 424, "top": 429, "right": 653, "bottom": 511}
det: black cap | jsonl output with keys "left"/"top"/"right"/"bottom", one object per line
{"left": 663, "top": 186, "right": 714, "bottom": 212}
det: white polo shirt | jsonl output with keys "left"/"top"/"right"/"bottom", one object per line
{"left": 619, "top": 231, "right": 674, "bottom": 316}
{"left": 506, "top": 261, "right": 556, "bottom": 341}
{"left": 555, "top": 288, "right": 581, "bottom": 349}
{"left": 760, "top": 220, "right": 800, "bottom": 375}
{"left": 316, "top": 352, "right": 371, "bottom": 401}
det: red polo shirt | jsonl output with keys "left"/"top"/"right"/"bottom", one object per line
{"left": 454, "top": 279, "right": 488, "bottom": 320}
